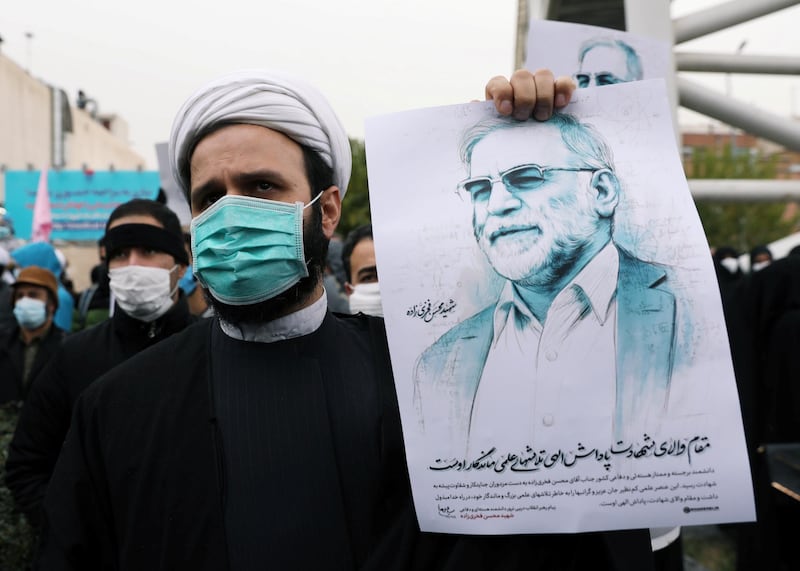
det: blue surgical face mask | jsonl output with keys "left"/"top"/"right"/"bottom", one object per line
{"left": 190, "top": 193, "right": 322, "bottom": 305}
{"left": 14, "top": 296, "right": 48, "bottom": 330}
{"left": 178, "top": 264, "right": 197, "bottom": 296}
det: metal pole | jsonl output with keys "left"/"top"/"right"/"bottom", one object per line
{"left": 678, "top": 76, "right": 800, "bottom": 152}
{"left": 675, "top": 52, "right": 800, "bottom": 75}
{"left": 674, "top": 0, "right": 800, "bottom": 44}
{"left": 515, "top": 0, "right": 530, "bottom": 71}
{"left": 726, "top": 41, "right": 747, "bottom": 153}
{"left": 688, "top": 179, "right": 800, "bottom": 201}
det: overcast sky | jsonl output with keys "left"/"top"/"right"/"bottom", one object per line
{"left": 2, "top": 0, "right": 798, "bottom": 168}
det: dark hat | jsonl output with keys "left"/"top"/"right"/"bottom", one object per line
{"left": 749, "top": 245, "right": 773, "bottom": 260}
{"left": 103, "top": 199, "right": 189, "bottom": 265}
{"left": 12, "top": 265, "right": 59, "bottom": 308}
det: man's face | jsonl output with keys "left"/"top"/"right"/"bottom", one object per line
{"left": 14, "top": 284, "right": 50, "bottom": 307}
{"left": 468, "top": 125, "right": 601, "bottom": 284}
{"left": 576, "top": 45, "right": 631, "bottom": 88}
{"left": 345, "top": 238, "right": 378, "bottom": 294}
{"left": 107, "top": 214, "right": 184, "bottom": 296}
{"left": 189, "top": 124, "right": 339, "bottom": 322}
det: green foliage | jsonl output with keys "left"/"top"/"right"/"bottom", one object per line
{"left": 0, "top": 402, "right": 36, "bottom": 570}
{"left": 338, "top": 138, "right": 372, "bottom": 238}
{"left": 691, "top": 145, "right": 797, "bottom": 252}
{"left": 691, "top": 144, "right": 776, "bottom": 180}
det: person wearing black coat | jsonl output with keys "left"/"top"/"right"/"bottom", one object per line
{"left": 0, "top": 266, "right": 65, "bottom": 405}
{"left": 4, "top": 199, "right": 196, "bottom": 528}
{"left": 712, "top": 246, "right": 744, "bottom": 311}
{"left": 0, "top": 324, "right": 62, "bottom": 405}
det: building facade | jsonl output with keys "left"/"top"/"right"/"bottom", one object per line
{"left": 0, "top": 52, "right": 146, "bottom": 203}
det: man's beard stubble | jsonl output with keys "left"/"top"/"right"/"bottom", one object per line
{"left": 207, "top": 201, "right": 329, "bottom": 325}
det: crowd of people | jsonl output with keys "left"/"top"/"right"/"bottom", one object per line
{"left": 0, "top": 197, "right": 385, "bottom": 568}
{"left": 0, "top": 63, "right": 796, "bottom": 570}
{"left": 0, "top": 99, "right": 388, "bottom": 568}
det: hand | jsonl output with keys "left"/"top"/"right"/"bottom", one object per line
{"left": 485, "top": 69, "right": 575, "bottom": 122}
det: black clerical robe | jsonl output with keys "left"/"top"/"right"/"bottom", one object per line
{"left": 38, "top": 313, "right": 653, "bottom": 570}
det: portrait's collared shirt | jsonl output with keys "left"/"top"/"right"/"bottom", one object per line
{"left": 219, "top": 290, "right": 328, "bottom": 343}
{"left": 468, "top": 243, "right": 619, "bottom": 454}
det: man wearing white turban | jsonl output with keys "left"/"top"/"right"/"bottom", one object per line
{"left": 38, "top": 70, "right": 652, "bottom": 570}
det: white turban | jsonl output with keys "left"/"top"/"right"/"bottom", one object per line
{"left": 169, "top": 70, "right": 351, "bottom": 202}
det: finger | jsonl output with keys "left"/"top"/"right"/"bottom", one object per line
{"left": 485, "top": 75, "right": 513, "bottom": 116}
{"left": 554, "top": 75, "right": 577, "bottom": 109}
{"left": 531, "top": 68, "right": 555, "bottom": 121}
{"left": 509, "top": 69, "right": 537, "bottom": 120}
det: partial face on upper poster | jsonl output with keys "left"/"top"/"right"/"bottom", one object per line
{"left": 524, "top": 20, "right": 670, "bottom": 91}
{"left": 575, "top": 39, "right": 643, "bottom": 88}
{"left": 458, "top": 116, "right": 619, "bottom": 285}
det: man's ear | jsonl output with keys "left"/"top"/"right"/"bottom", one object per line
{"left": 319, "top": 186, "right": 342, "bottom": 239}
{"left": 344, "top": 282, "right": 354, "bottom": 296}
{"left": 589, "top": 169, "right": 620, "bottom": 218}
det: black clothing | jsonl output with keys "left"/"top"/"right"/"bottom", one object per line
{"left": 0, "top": 324, "right": 64, "bottom": 405}
{"left": 0, "top": 279, "right": 14, "bottom": 330}
{"left": 5, "top": 296, "right": 195, "bottom": 527}
{"left": 38, "top": 314, "right": 653, "bottom": 571}
{"left": 72, "top": 265, "right": 111, "bottom": 332}
{"left": 209, "top": 322, "right": 373, "bottom": 568}
{"left": 714, "top": 262, "right": 743, "bottom": 317}
{"left": 762, "top": 310, "right": 800, "bottom": 441}
{"left": 729, "top": 257, "right": 800, "bottom": 447}
{"left": 726, "top": 258, "right": 800, "bottom": 571}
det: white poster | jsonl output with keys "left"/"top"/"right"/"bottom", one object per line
{"left": 364, "top": 79, "right": 755, "bottom": 534}
{"left": 524, "top": 19, "right": 671, "bottom": 88}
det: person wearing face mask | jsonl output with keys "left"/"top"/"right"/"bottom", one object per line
{"left": 342, "top": 223, "right": 383, "bottom": 317}
{"left": 36, "top": 70, "right": 651, "bottom": 571}
{"left": 10, "top": 242, "right": 75, "bottom": 332}
{"left": 0, "top": 266, "right": 64, "bottom": 404}
{"left": 713, "top": 245, "right": 744, "bottom": 308}
{"left": 749, "top": 244, "right": 774, "bottom": 274}
{"left": 4, "top": 199, "right": 196, "bottom": 530}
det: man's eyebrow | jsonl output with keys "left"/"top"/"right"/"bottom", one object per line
{"left": 356, "top": 265, "right": 378, "bottom": 279}
{"left": 234, "top": 169, "right": 291, "bottom": 186}
{"left": 190, "top": 178, "right": 220, "bottom": 201}
{"left": 191, "top": 169, "right": 292, "bottom": 199}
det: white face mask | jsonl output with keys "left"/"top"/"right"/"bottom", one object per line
{"left": 14, "top": 297, "right": 48, "bottom": 330}
{"left": 720, "top": 258, "right": 739, "bottom": 274}
{"left": 348, "top": 282, "right": 383, "bottom": 317}
{"left": 751, "top": 261, "right": 771, "bottom": 272}
{"left": 109, "top": 265, "right": 178, "bottom": 322}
